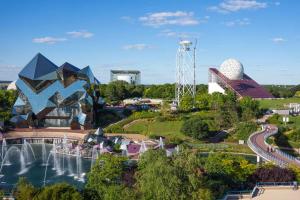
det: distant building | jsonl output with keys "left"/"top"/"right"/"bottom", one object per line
{"left": 110, "top": 70, "right": 141, "bottom": 85}
{"left": 0, "top": 81, "right": 12, "bottom": 90}
{"left": 11, "top": 53, "right": 100, "bottom": 129}
{"left": 208, "top": 58, "right": 273, "bottom": 99}
{"left": 7, "top": 81, "right": 17, "bottom": 90}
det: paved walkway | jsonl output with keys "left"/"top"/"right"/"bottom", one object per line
{"left": 248, "top": 124, "right": 300, "bottom": 167}
{"left": 2, "top": 128, "right": 88, "bottom": 141}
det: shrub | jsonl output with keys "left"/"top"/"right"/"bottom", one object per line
{"left": 231, "top": 122, "right": 257, "bottom": 141}
{"left": 249, "top": 165, "right": 295, "bottom": 183}
{"left": 181, "top": 117, "right": 209, "bottom": 140}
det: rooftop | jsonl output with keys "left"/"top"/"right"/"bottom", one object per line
{"left": 210, "top": 68, "right": 274, "bottom": 99}
{"left": 111, "top": 70, "right": 140, "bottom": 74}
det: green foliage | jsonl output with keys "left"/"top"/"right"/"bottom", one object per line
{"left": 259, "top": 97, "right": 300, "bottom": 110}
{"left": 35, "top": 183, "right": 82, "bottom": 200}
{"left": 14, "top": 177, "right": 37, "bottom": 200}
{"left": 231, "top": 122, "right": 257, "bottom": 141}
{"left": 239, "top": 97, "right": 260, "bottom": 121}
{"left": 288, "top": 129, "right": 300, "bottom": 143}
{"left": 266, "top": 114, "right": 281, "bottom": 125}
{"left": 172, "top": 148, "right": 212, "bottom": 200}
{"left": 179, "top": 94, "right": 194, "bottom": 112}
{"left": 136, "top": 150, "right": 181, "bottom": 200}
{"left": 104, "top": 111, "right": 159, "bottom": 133}
{"left": 204, "top": 153, "right": 256, "bottom": 187}
{"left": 86, "top": 154, "right": 130, "bottom": 199}
{"left": 143, "top": 84, "right": 174, "bottom": 99}
{"left": 181, "top": 117, "right": 209, "bottom": 140}
{"left": 100, "top": 81, "right": 144, "bottom": 103}
{"left": 264, "top": 85, "right": 294, "bottom": 98}
{"left": 195, "top": 93, "right": 210, "bottom": 110}
{"left": 0, "top": 89, "right": 17, "bottom": 123}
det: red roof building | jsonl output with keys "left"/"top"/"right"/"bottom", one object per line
{"left": 208, "top": 59, "right": 273, "bottom": 99}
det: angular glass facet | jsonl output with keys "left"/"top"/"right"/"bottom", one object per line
{"left": 11, "top": 54, "right": 99, "bottom": 129}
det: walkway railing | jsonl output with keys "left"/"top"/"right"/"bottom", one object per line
{"left": 248, "top": 124, "right": 300, "bottom": 167}
{"left": 247, "top": 126, "right": 288, "bottom": 167}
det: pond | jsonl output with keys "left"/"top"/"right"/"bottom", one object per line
{"left": 0, "top": 143, "right": 92, "bottom": 190}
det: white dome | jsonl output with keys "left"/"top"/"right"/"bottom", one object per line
{"left": 7, "top": 81, "right": 17, "bottom": 90}
{"left": 219, "top": 58, "right": 244, "bottom": 80}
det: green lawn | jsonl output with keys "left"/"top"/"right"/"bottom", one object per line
{"left": 124, "top": 120, "right": 189, "bottom": 141}
{"left": 259, "top": 97, "right": 300, "bottom": 109}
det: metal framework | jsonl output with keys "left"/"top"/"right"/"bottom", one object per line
{"left": 175, "top": 40, "right": 196, "bottom": 106}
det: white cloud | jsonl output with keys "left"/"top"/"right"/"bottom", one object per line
{"left": 66, "top": 30, "right": 94, "bottom": 38}
{"left": 159, "top": 29, "right": 178, "bottom": 37}
{"left": 158, "top": 29, "right": 200, "bottom": 39}
{"left": 224, "top": 18, "right": 250, "bottom": 26}
{"left": 122, "top": 44, "right": 152, "bottom": 50}
{"left": 272, "top": 37, "right": 286, "bottom": 43}
{"left": 121, "top": 16, "right": 135, "bottom": 23}
{"left": 139, "top": 11, "right": 207, "bottom": 27}
{"left": 32, "top": 37, "right": 67, "bottom": 44}
{"left": 208, "top": 0, "right": 267, "bottom": 13}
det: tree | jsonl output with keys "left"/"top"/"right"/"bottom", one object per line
{"left": 0, "top": 89, "right": 17, "bottom": 123}
{"left": 239, "top": 97, "right": 260, "bottom": 121}
{"left": 136, "top": 150, "right": 181, "bottom": 200}
{"left": 172, "top": 148, "right": 213, "bottom": 200}
{"left": 35, "top": 183, "right": 82, "bottom": 200}
{"left": 249, "top": 164, "right": 295, "bottom": 183}
{"left": 86, "top": 154, "right": 134, "bottom": 200}
{"left": 204, "top": 153, "right": 256, "bottom": 188}
{"left": 195, "top": 93, "right": 210, "bottom": 110}
{"left": 180, "top": 94, "right": 194, "bottom": 111}
{"left": 14, "top": 177, "right": 37, "bottom": 200}
{"left": 181, "top": 117, "right": 209, "bottom": 140}
{"left": 232, "top": 122, "right": 257, "bottom": 141}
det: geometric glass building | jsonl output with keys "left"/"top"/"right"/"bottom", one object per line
{"left": 208, "top": 58, "right": 273, "bottom": 99}
{"left": 11, "top": 53, "right": 100, "bottom": 129}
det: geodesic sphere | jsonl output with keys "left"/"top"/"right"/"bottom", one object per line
{"left": 219, "top": 58, "right": 244, "bottom": 80}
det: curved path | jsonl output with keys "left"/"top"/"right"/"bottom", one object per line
{"left": 248, "top": 124, "right": 300, "bottom": 167}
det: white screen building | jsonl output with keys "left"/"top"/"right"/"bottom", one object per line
{"left": 110, "top": 70, "right": 141, "bottom": 85}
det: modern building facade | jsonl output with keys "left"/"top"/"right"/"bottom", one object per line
{"left": 11, "top": 53, "right": 100, "bottom": 129}
{"left": 208, "top": 58, "right": 273, "bottom": 99}
{"left": 110, "top": 70, "right": 141, "bottom": 85}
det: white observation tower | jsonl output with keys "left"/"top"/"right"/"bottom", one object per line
{"left": 175, "top": 40, "right": 196, "bottom": 106}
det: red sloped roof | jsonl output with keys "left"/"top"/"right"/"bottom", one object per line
{"left": 209, "top": 68, "right": 274, "bottom": 99}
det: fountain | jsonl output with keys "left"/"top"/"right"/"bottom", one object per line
{"left": 41, "top": 139, "right": 47, "bottom": 166}
{"left": 18, "top": 150, "right": 27, "bottom": 175}
{"left": 67, "top": 154, "right": 74, "bottom": 176}
{"left": 22, "top": 139, "right": 36, "bottom": 165}
{"left": 1, "top": 138, "right": 7, "bottom": 160}
{"left": 1, "top": 139, "right": 10, "bottom": 166}
{"left": 74, "top": 145, "right": 84, "bottom": 182}
{"left": 52, "top": 140, "right": 63, "bottom": 176}
{"left": 0, "top": 146, "right": 22, "bottom": 174}
{"left": 91, "top": 145, "right": 100, "bottom": 169}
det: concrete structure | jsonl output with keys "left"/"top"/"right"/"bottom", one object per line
{"left": 110, "top": 70, "right": 141, "bottom": 85}
{"left": 11, "top": 53, "right": 100, "bottom": 129}
{"left": 224, "top": 183, "right": 300, "bottom": 200}
{"left": 6, "top": 81, "right": 17, "bottom": 90}
{"left": 208, "top": 58, "right": 273, "bottom": 99}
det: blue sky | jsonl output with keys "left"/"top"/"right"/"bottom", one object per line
{"left": 0, "top": 0, "right": 299, "bottom": 84}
